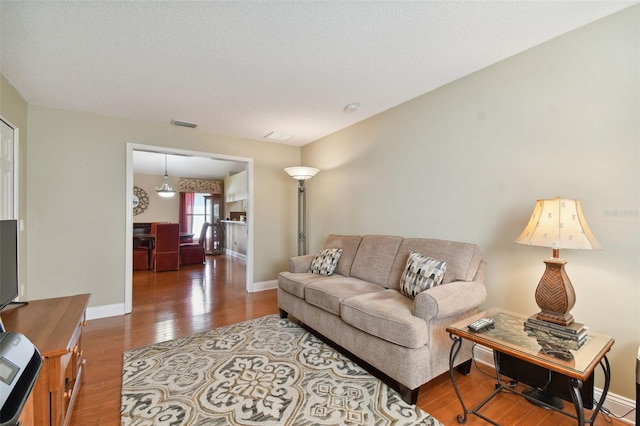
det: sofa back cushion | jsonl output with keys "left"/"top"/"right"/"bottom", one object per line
{"left": 323, "top": 234, "right": 363, "bottom": 277}
{"left": 350, "top": 235, "right": 403, "bottom": 287}
{"left": 387, "top": 238, "right": 483, "bottom": 290}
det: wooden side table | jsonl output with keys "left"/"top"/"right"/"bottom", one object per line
{"left": 0, "top": 294, "right": 90, "bottom": 426}
{"left": 447, "top": 308, "right": 614, "bottom": 426}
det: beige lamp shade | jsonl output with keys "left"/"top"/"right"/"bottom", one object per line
{"left": 284, "top": 166, "right": 319, "bottom": 181}
{"left": 515, "top": 198, "right": 601, "bottom": 251}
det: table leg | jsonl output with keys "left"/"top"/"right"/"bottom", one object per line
{"left": 449, "top": 334, "right": 469, "bottom": 424}
{"left": 449, "top": 334, "right": 502, "bottom": 425}
{"left": 568, "top": 355, "right": 610, "bottom": 426}
{"left": 591, "top": 356, "right": 611, "bottom": 425}
{"left": 148, "top": 239, "right": 154, "bottom": 269}
{"left": 568, "top": 378, "right": 585, "bottom": 425}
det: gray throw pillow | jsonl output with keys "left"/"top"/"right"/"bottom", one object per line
{"left": 309, "top": 248, "right": 343, "bottom": 276}
{"left": 400, "top": 251, "right": 447, "bottom": 299}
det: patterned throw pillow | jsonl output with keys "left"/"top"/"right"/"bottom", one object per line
{"left": 400, "top": 251, "right": 447, "bottom": 299}
{"left": 309, "top": 248, "right": 343, "bottom": 276}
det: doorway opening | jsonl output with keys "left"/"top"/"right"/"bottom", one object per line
{"left": 125, "top": 143, "right": 253, "bottom": 314}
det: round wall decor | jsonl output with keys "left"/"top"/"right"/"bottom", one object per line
{"left": 133, "top": 186, "right": 149, "bottom": 216}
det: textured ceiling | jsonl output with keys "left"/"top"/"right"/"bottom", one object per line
{"left": 1, "top": 1, "right": 636, "bottom": 147}
{"left": 132, "top": 150, "right": 246, "bottom": 180}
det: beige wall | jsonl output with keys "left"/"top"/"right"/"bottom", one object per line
{"left": 2, "top": 5, "right": 638, "bottom": 400}
{"left": 302, "top": 7, "right": 639, "bottom": 398}
{"left": 132, "top": 174, "right": 180, "bottom": 223}
{"left": 24, "top": 106, "right": 300, "bottom": 308}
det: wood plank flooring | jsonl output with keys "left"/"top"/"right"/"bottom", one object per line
{"left": 70, "top": 255, "right": 625, "bottom": 425}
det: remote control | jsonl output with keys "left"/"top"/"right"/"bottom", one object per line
{"left": 468, "top": 317, "right": 495, "bottom": 332}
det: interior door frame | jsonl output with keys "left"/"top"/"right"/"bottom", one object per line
{"left": 125, "top": 143, "right": 254, "bottom": 314}
{"left": 0, "top": 116, "right": 19, "bottom": 220}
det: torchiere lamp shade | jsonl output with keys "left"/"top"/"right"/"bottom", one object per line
{"left": 284, "top": 166, "right": 319, "bottom": 180}
{"left": 515, "top": 198, "right": 601, "bottom": 326}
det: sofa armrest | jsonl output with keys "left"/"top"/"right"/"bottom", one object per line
{"left": 288, "top": 254, "right": 316, "bottom": 273}
{"left": 413, "top": 280, "right": 487, "bottom": 322}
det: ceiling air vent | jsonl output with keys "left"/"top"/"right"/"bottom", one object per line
{"left": 171, "top": 119, "right": 198, "bottom": 128}
{"left": 264, "top": 131, "right": 293, "bottom": 141}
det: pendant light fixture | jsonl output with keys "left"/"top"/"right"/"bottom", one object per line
{"left": 155, "top": 154, "right": 176, "bottom": 198}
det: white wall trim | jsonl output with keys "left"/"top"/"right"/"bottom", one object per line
{"left": 86, "top": 303, "right": 125, "bottom": 320}
{"left": 125, "top": 143, "right": 254, "bottom": 314}
{"left": 223, "top": 248, "right": 247, "bottom": 262}
{"left": 249, "top": 279, "right": 277, "bottom": 293}
{"left": 473, "top": 345, "right": 635, "bottom": 424}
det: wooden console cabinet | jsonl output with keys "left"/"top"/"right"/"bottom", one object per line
{"left": 1, "top": 294, "right": 90, "bottom": 426}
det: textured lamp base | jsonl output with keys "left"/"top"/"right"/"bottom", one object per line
{"left": 534, "top": 257, "right": 576, "bottom": 327}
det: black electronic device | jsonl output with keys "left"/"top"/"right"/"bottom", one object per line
{"left": 496, "top": 351, "right": 594, "bottom": 409}
{"left": 0, "top": 332, "right": 42, "bottom": 426}
{"left": 0, "top": 220, "right": 19, "bottom": 314}
{"left": 468, "top": 317, "right": 495, "bottom": 332}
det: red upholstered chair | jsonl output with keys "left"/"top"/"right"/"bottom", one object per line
{"left": 150, "top": 223, "right": 180, "bottom": 272}
{"left": 180, "top": 222, "right": 210, "bottom": 265}
{"left": 132, "top": 247, "right": 149, "bottom": 270}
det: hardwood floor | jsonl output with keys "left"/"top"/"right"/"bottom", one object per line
{"left": 70, "top": 255, "right": 625, "bottom": 425}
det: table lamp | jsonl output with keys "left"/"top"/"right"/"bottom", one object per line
{"left": 515, "top": 197, "right": 601, "bottom": 326}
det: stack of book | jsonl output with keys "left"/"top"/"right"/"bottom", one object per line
{"left": 524, "top": 315, "right": 588, "bottom": 350}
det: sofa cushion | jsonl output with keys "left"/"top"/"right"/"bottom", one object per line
{"left": 341, "top": 289, "right": 429, "bottom": 349}
{"left": 350, "top": 235, "right": 403, "bottom": 287}
{"left": 400, "top": 251, "right": 447, "bottom": 299}
{"left": 309, "top": 248, "right": 343, "bottom": 276}
{"left": 387, "top": 238, "right": 483, "bottom": 290}
{"left": 323, "top": 235, "right": 363, "bottom": 277}
{"left": 278, "top": 272, "right": 342, "bottom": 299}
{"left": 305, "top": 277, "right": 384, "bottom": 316}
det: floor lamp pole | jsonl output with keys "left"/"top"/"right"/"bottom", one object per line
{"left": 297, "top": 179, "right": 307, "bottom": 256}
{"left": 284, "top": 166, "right": 319, "bottom": 257}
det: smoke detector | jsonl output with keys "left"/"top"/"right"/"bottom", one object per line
{"left": 344, "top": 103, "right": 361, "bottom": 113}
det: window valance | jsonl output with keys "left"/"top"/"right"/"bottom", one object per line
{"left": 178, "top": 178, "right": 223, "bottom": 194}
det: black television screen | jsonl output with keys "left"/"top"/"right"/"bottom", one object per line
{"left": 0, "top": 219, "right": 19, "bottom": 311}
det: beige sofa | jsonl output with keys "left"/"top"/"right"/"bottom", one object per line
{"left": 277, "top": 234, "right": 486, "bottom": 403}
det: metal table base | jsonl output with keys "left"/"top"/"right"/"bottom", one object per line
{"left": 448, "top": 334, "right": 611, "bottom": 426}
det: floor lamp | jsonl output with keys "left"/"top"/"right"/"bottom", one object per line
{"left": 284, "top": 166, "right": 319, "bottom": 255}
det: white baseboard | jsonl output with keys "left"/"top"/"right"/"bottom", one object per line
{"left": 473, "top": 345, "right": 636, "bottom": 424}
{"left": 223, "top": 248, "right": 247, "bottom": 261}
{"left": 86, "top": 303, "right": 125, "bottom": 320}
{"left": 249, "top": 279, "right": 277, "bottom": 293}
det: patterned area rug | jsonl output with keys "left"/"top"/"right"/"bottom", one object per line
{"left": 121, "top": 315, "right": 441, "bottom": 425}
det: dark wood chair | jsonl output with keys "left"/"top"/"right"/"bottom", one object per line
{"left": 132, "top": 247, "right": 149, "bottom": 270}
{"left": 180, "top": 222, "right": 210, "bottom": 265}
{"left": 150, "top": 223, "right": 180, "bottom": 272}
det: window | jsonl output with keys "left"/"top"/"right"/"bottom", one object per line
{"left": 186, "top": 193, "right": 208, "bottom": 242}
{"left": 181, "top": 192, "right": 222, "bottom": 253}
